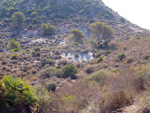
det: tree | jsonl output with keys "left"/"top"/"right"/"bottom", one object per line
{"left": 12, "top": 11, "right": 25, "bottom": 26}
{"left": 70, "top": 28, "right": 85, "bottom": 44}
{"left": 0, "top": 75, "right": 38, "bottom": 113}
{"left": 7, "top": 38, "right": 21, "bottom": 50}
{"left": 90, "top": 22, "right": 115, "bottom": 44}
{"left": 41, "top": 23, "right": 57, "bottom": 35}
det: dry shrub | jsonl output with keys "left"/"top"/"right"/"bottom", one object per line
{"left": 75, "top": 61, "right": 84, "bottom": 69}
{"left": 101, "top": 70, "right": 137, "bottom": 112}
{"left": 46, "top": 82, "right": 57, "bottom": 92}
{"left": 33, "top": 68, "right": 142, "bottom": 113}
{"left": 58, "top": 58, "right": 68, "bottom": 65}
{"left": 56, "top": 81, "right": 102, "bottom": 113}
{"left": 35, "top": 84, "right": 62, "bottom": 113}
{"left": 84, "top": 65, "right": 95, "bottom": 74}
{"left": 27, "top": 65, "right": 33, "bottom": 70}
{"left": 30, "top": 76, "right": 39, "bottom": 81}
{"left": 80, "top": 102, "right": 101, "bottom": 113}
{"left": 0, "top": 54, "right": 4, "bottom": 60}
{"left": 31, "top": 68, "right": 37, "bottom": 74}
{"left": 102, "top": 90, "right": 132, "bottom": 112}
{"left": 33, "top": 66, "right": 149, "bottom": 113}
{"left": 104, "top": 74, "right": 128, "bottom": 93}
{"left": 88, "top": 60, "right": 96, "bottom": 65}
{"left": 126, "top": 56, "right": 134, "bottom": 64}
{"left": 137, "top": 67, "right": 150, "bottom": 90}
{"left": 1, "top": 59, "right": 8, "bottom": 65}
{"left": 105, "top": 68, "right": 144, "bottom": 94}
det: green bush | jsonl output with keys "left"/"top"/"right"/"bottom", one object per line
{"left": 7, "top": 39, "right": 21, "bottom": 50}
{"left": 98, "top": 43, "right": 104, "bottom": 49}
{"left": 30, "top": 12, "right": 37, "bottom": 18}
{"left": 41, "top": 58, "right": 49, "bottom": 66}
{"left": 95, "top": 52, "right": 101, "bottom": 58}
{"left": 61, "top": 64, "right": 78, "bottom": 79}
{"left": 97, "top": 56, "right": 103, "bottom": 62}
{"left": 85, "top": 70, "right": 110, "bottom": 86}
{"left": 32, "top": 50, "right": 41, "bottom": 57}
{"left": 25, "top": 9, "right": 33, "bottom": 15}
{"left": 35, "top": 51, "right": 41, "bottom": 56}
{"left": 41, "top": 58, "right": 55, "bottom": 66}
{"left": 41, "top": 23, "right": 57, "bottom": 35}
{"left": 105, "top": 49, "right": 111, "bottom": 56}
{"left": 0, "top": 75, "right": 38, "bottom": 113}
{"left": 28, "top": 25, "right": 33, "bottom": 29}
{"left": 32, "top": 51, "right": 40, "bottom": 57}
{"left": 144, "top": 55, "right": 150, "bottom": 60}
{"left": 26, "top": 17, "right": 32, "bottom": 23}
{"left": 34, "top": 47, "right": 41, "bottom": 52}
{"left": 11, "top": 54, "right": 18, "bottom": 60}
{"left": 32, "top": 17, "right": 39, "bottom": 24}
{"left": 104, "top": 14, "right": 111, "bottom": 19}
{"left": 74, "top": 42, "right": 81, "bottom": 46}
{"left": 23, "top": 67, "right": 27, "bottom": 72}
{"left": 118, "top": 53, "right": 126, "bottom": 61}
{"left": 123, "top": 46, "right": 127, "bottom": 50}
{"left": 10, "top": 48, "right": 20, "bottom": 52}
{"left": 56, "top": 65, "right": 61, "bottom": 69}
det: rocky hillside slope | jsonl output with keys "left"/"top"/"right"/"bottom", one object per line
{"left": 0, "top": 0, "right": 150, "bottom": 39}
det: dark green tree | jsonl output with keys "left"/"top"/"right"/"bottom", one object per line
{"left": 90, "top": 22, "right": 115, "bottom": 44}
{"left": 12, "top": 11, "right": 25, "bottom": 26}
{"left": 70, "top": 28, "right": 85, "bottom": 44}
{"left": 41, "top": 23, "right": 57, "bottom": 35}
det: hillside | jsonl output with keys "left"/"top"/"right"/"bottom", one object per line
{"left": 0, "top": 0, "right": 150, "bottom": 39}
{"left": 0, "top": 0, "right": 150, "bottom": 113}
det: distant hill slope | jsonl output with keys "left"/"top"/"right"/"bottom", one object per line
{"left": 0, "top": 0, "right": 150, "bottom": 38}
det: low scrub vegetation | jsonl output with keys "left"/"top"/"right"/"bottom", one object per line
{"left": 0, "top": 0, "right": 150, "bottom": 112}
